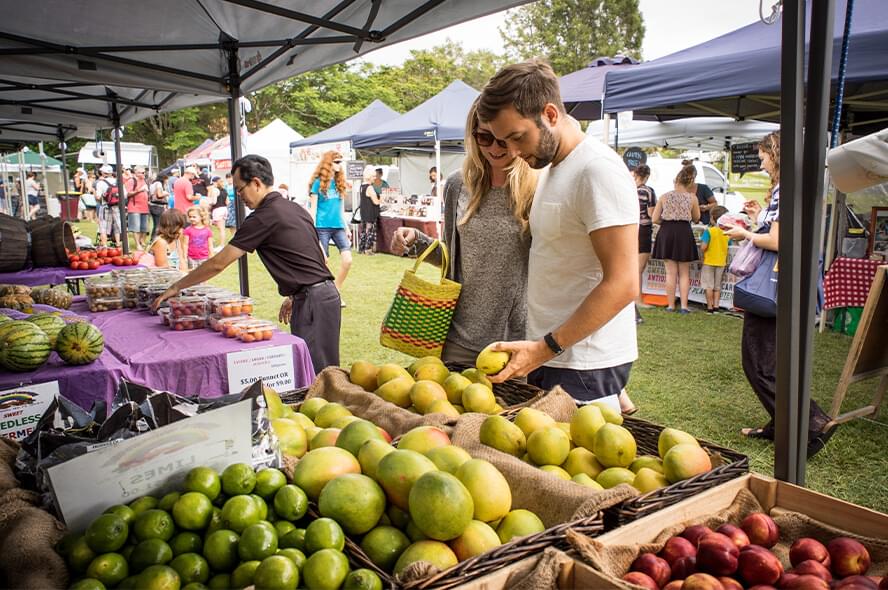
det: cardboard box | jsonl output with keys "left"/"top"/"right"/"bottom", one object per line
{"left": 597, "top": 473, "right": 888, "bottom": 545}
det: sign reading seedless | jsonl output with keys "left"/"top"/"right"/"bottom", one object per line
{"left": 0, "top": 381, "right": 59, "bottom": 441}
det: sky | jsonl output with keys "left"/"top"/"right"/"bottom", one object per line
{"left": 355, "top": 0, "right": 768, "bottom": 66}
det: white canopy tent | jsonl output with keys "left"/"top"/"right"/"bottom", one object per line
{"left": 210, "top": 118, "right": 303, "bottom": 185}
{"left": 77, "top": 141, "right": 157, "bottom": 172}
{"left": 0, "top": 0, "right": 531, "bottom": 291}
{"left": 585, "top": 117, "right": 780, "bottom": 151}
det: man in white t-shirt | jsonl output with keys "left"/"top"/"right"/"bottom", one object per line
{"left": 478, "top": 59, "right": 639, "bottom": 404}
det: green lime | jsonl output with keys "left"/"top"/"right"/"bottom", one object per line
{"left": 120, "top": 545, "right": 135, "bottom": 562}
{"left": 130, "top": 539, "right": 173, "bottom": 573}
{"left": 172, "top": 492, "right": 213, "bottom": 531}
{"left": 169, "top": 532, "right": 202, "bottom": 556}
{"left": 238, "top": 522, "right": 279, "bottom": 561}
{"left": 253, "top": 555, "right": 299, "bottom": 590}
{"left": 182, "top": 584, "right": 209, "bottom": 590}
{"left": 158, "top": 492, "right": 181, "bottom": 512}
{"left": 69, "top": 578, "right": 106, "bottom": 590}
{"left": 183, "top": 466, "right": 221, "bottom": 500}
{"left": 273, "top": 485, "right": 308, "bottom": 521}
{"left": 169, "top": 552, "right": 210, "bottom": 585}
{"left": 128, "top": 496, "right": 159, "bottom": 516}
{"left": 116, "top": 575, "right": 140, "bottom": 590}
{"left": 221, "top": 495, "right": 260, "bottom": 533}
{"left": 279, "top": 528, "right": 306, "bottom": 551}
{"left": 205, "top": 508, "right": 224, "bottom": 536}
{"left": 206, "top": 574, "right": 230, "bottom": 590}
{"left": 250, "top": 494, "right": 269, "bottom": 520}
{"left": 344, "top": 569, "right": 383, "bottom": 590}
{"left": 254, "top": 468, "right": 287, "bottom": 499}
{"left": 85, "top": 514, "right": 129, "bottom": 553}
{"left": 302, "top": 548, "right": 349, "bottom": 590}
{"left": 103, "top": 504, "right": 136, "bottom": 526}
{"left": 360, "top": 526, "right": 410, "bottom": 572}
{"left": 230, "top": 560, "right": 260, "bottom": 589}
{"left": 86, "top": 553, "right": 129, "bottom": 587}
{"left": 133, "top": 509, "right": 175, "bottom": 542}
{"left": 221, "top": 463, "right": 257, "bottom": 495}
{"left": 202, "top": 529, "right": 240, "bottom": 573}
{"left": 137, "top": 564, "right": 181, "bottom": 590}
{"left": 276, "top": 548, "right": 306, "bottom": 570}
{"left": 274, "top": 521, "right": 296, "bottom": 539}
{"left": 304, "top": 518, "right": 345, "bottom": 553}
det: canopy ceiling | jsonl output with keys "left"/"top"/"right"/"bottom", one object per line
{"left": 0, "top": 1, "right": 526, "bottom": 132}
{"left": 586, "top": 117, "right": 780, "bottom": 151}
{"left": 290, "top": 99, "right": 400, "bottom": 148}
{"left": 602, "top": 0, "right": 888, "bottom": 133}
{"left": 352, "top": 80, "right": 478, "bottom": 151}
{"left": 0, "top": 118, "right": 93, "bottom": 150}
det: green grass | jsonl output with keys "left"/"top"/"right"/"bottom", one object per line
{"left": 72, "top": 219, "right": 888, "bottom": 513}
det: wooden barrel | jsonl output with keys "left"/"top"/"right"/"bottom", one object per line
{"left": 28, "top": 217, "right": 75, "bottom": 268}
{"left": 0, "top": 213, "right": 29, "bottom": 272}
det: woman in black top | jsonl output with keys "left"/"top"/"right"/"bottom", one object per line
{"left": 357, "top": 166, "right": 381, "bottom": 254}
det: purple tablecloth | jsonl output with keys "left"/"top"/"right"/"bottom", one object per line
{"left": 0, "top": 264, "right": 120, "bottom": 287}
{"left": 0, "top": 300, "right": 316, "bottom": 410}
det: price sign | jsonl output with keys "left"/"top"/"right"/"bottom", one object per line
{"left": 731, "top": 142, "right": 762, "bottom": 174}
{"left": 226, "top": 345, "right": 296, "bottom": 394}
{"left": 346, "top": 160, "right": 366, "bottom": 180}
{"left": 0, "top": 381, "right": 59, "bottom": 441}
{"left": 622, "top": 147, "right": 647, "bottom": 171}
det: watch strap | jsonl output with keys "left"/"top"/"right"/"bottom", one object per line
{"left": 543, "top": 332, "right": 564, "bottom": 356}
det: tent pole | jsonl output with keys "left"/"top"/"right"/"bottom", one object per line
{"left": 226, "top": 44, "right": 249, "bottom": 297}
{"left": 774, "top": 0, "right": 806, "bottom": 484}
{"left": 795, "top": 0, "right": 835, "bottom": 483}
{"left": 58, "top": 127, "right": 69, "bottom": 194}
{"left": 110, "top": 102, "right": 129, "bottom": 255}
{"left": 18, "top": 150, "right": 28, "bottom": 221}
{"left": 434, "top": 136, "right": 441, "bottom": 198}
{"left": 602, "top": 113, "right": 610, "bottom": 146}
{"left": 1, "top": 152, "right": 9, "bottom": 215}
{"left": 39, "top": 142, "right": 49, "bottom": 215}
{"left": 615, "top": 115, "right": 620, "bottom": 151}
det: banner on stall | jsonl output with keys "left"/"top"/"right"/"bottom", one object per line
{"left": 48, "top": 400, "right": 253, "bottom": 531}
{"left": 0, "top": 381, "right": 59, "bottom": 441}
{"left": 226, "top": 345, "right": 295, "bottom": 394}
{"left": 643, "top": 253, "right": 737, "bottom": 309}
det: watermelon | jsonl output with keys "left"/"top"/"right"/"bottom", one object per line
{"left": 0, "top": 315, "right": 12, "bottom": 325}
{"left": 55, "top": 322, "right": 104, "bottom": 365}
{"left": 26, "top": 313, "right": 67, "bottom": 348}
{"left": 0, "top": 321, "right": 51, "bottom": 372}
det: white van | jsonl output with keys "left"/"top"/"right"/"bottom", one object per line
{"left": 642, "top": 156, "right": 746, "bottom": 213}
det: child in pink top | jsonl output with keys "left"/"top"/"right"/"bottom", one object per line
{"left": 183, "top": 206, "right": 214, "bottom": 269}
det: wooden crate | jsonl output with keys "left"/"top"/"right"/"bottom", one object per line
{"left": 450, "top": 551, "right": 619, "bottom": 590}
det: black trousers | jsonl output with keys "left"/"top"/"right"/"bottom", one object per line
{"left": 290, "top": 280, "right": 341, "bottom": 374}
{"left": 528, "top": 362, "right": 633, "bottom": 402}
{"left": 741, "top": 312, "right": 830, "bottom": 438}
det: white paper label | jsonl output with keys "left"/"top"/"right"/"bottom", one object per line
{"left": 48, "top": 400, "right": 253, "bottom": 532}
{"left": 0, "top": 381, "right": 59, "bottom": 441}
{"left": 226, "top": 345, "right": 295, "bottom": 394}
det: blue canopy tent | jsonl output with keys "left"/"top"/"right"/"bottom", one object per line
{"left": 559, "top": 56, "right": 640, "bottom": 121}
{"left": 602, "top": 0, "right": 888, "bottom": 135}
{"left": 352, "top": 80, "right": 479, "bottom": 196}
{"left": 289, "top": 100, "right": 400, "bottom": 148}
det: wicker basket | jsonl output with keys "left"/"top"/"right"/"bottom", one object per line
{"left": 605, "top": 415, "right": 749, "bottom": 529}
{"left": 280, "top": 387, "right": 309, "bottom": 406}
{"left": 400, "top": 511, "right": 604, "bottom": 590}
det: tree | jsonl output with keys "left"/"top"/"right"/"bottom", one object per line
{"left": 500, "top": 0, "right": 644, "bottom": 76}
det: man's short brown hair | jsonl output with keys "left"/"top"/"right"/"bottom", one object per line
{"left": 478, "top": 59, "right": 565, "bottom": 123}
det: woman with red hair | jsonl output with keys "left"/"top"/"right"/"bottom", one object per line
{"left": 309, "top": 150, "right": 351, "bottom": 303}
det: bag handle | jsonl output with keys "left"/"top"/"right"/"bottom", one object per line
{"left": 413, "top": 239, "right": 449, "bottom": 283}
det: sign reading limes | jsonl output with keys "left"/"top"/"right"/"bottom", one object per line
{"left": 48, "top": 400, "right": 253, "bottom": 532}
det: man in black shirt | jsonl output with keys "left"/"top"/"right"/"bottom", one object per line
{"left": 154, "top": 155, "right": 340, "bottom": 373}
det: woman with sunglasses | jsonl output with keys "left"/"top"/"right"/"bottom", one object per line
{"left": 391, "top": 98, "right": 537, "bottom": 365}
{"left": 309, "top": 151, "right": 352, "bottom": 303}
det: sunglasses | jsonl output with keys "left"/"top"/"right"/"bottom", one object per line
{"left": 333, "top": 160, "right": 342, "bottom": 164}
{"left": 473, "top": 130, "right": 508, "bottom": 149}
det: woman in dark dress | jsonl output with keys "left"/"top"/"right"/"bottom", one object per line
{"left": 652, "top": 165, "right": 701, "bottom": 313}
{"left": 358, "top": 166, "right": 381, "bottom": 254}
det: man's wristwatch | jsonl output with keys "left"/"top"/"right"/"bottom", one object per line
{"left": 543, "top": 332, "right": 564, "bottom": 356}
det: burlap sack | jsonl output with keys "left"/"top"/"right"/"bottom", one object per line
{"left": 507, "top": 546, "right": 575, "bottom": 590}
{"left": 567, "top": 487, "right": 888, "bottom": 590}
{"left": 450, "top": 407, "right": 638, "bottom": 529}
{"left": 306, "top": 367, "right": 459, "bottom": 438}
{"left": 0, "top": 484, "right": 68, "bottom": 589}
{"left": 0, "top": 438, "right": 20, "bottom": 493}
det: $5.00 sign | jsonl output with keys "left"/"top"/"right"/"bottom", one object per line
{"left": 226, "top": 345, "right": 295, "bottom": 394}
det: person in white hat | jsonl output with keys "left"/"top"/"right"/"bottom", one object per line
{"left": 94, "top": 165, "right": 122, "bottom": 246}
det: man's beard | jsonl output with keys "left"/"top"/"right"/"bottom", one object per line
{"left": 526, "top": 123, "right": 558, "bottom": 169}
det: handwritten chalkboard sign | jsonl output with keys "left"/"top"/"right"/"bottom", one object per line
{"left": 346, "top": 160, "right": 366, "bottom": 180}
{"left": 731, "top": 142, "right": 761, "bottom": 174}
{"left": 622, "top": 147, "right": 647, "bottom": 171}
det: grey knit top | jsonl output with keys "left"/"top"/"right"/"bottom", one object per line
{"left": 413, "top": 171, "right": 530, "bottom": 354}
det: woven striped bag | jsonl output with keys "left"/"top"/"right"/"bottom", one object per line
{"left": 379, "top": 239, "right": 462, "bottom": 358}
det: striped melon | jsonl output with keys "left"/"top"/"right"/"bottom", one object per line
{"left": 26, "top": 313, "right": 67, "bottom": 348}
{"left": 0, "top": 321, "right": 51, "bottom": 372}
{"left": 0, "top": 315, "right": 11, "bottom": 325}
{"left": 55, "top": 322, "right": 104, "bottom": 365}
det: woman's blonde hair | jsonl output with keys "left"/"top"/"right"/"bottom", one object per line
{"left": 186, "top": 205, "right": 209, "bottom": 226}
{"left": 310, "top": 150, "right": 347, "bottom": 196}
{"left": 460, "top": 98, "right": 537, "bottom": 231}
